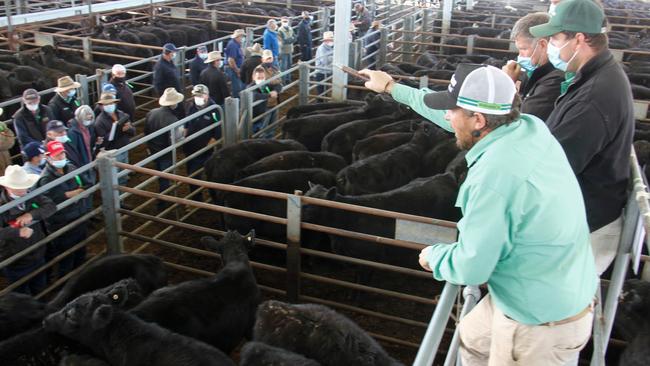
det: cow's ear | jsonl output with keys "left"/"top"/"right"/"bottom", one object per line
{"left": 326, "top": 187, "right": 337, "bottom": 200}
{"left": 307, "top": 181, "right": 316, "bottom": 190}
{"left": 201, "top": 236, "right": 220, "bottom": 251}
{"left": 245, "top": 230, "right": 256, "bottom": 248}
{"left": 91, "top": 305, "right": 114, "bottom": 330}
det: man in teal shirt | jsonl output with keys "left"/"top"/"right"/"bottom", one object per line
{"left": 360, "top": 65, "right": 597, "bottom": 365}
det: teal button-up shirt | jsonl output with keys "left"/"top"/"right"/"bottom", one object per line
{"left": 392, "top": 83, "right": 598, "bottom": 325}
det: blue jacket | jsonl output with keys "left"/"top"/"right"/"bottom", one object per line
{"left": 190, "top": 56, "right": 208, "bottom": 86}
{"left": 263, "top": 29, "right": 280, "bottom": 58}
{"left": 153, "top": 57, "right": 181, "bottom": 95}
{"left": 297, "top": 19, "right": 312, "bottom": 47}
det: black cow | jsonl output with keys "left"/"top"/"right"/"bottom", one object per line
{"left": 352, "top": 132, "right": 413, "bottom": 162}
{"left": 337, "top": 124, "right": 448, "bottom": 195}
{"left": 0, "top": 292, "right": 49, "bottom": 342}
{"left": 240, "top": 342, "right": 321, "bottom": 366}
{"left": 131, "top": 231, "right": 260, "bottom": 354}
{"left": 253, "top": 300, "right": 403, "bottom": 366}
{"left": 44, "top": 293, "right": 235, "bottom": 366}
{"left": 615, "top": 280, "right": 650, "bottom": 365}
{"left": 367, "top": 119, "right": 424, "bottom": 136}
{"left": 48, "top": 254, "right": 168, "bottom": 310}
{"left": 422, "top": 139, "right": 461, "bottom": 177}
{"left": 445, "top": 150, "right": 469, "bottom": 184}
{"left": 286, "top": 102, "right": 358, "bottom": 119}
{"left": 59, "top": 354, "right": 110, "bottom": 366}
{"left": 237, "top": 151, "right": 347, "bottom": 180}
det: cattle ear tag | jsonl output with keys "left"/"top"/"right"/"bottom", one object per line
{"left": 112, "top": 294, "right": 119, "bottom": 301}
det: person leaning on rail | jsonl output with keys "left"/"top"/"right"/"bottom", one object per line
{"left": 359, "top": 65, "right": 597, "bottom": 366}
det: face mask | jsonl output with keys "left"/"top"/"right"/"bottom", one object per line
{"left": 517, "top": 41, "right": 539, "bottom": 73}
{"left": 55, "top": 135, "right": 69, "bottom": 144}
{"left": 82, "top": 119, "right": 93, "bottom": 127}
{"left": 103, "top": 104, "right": 116, "bottom": 114}
{"left": 25, "top": 103, "right": 38, "bottom": 112}
{"left": 281, "top": 22, "right": 289, "bottom": 28}
{"left": 169, "top": 103, "right": 178, "bottom": 110}
{"left": 39, "top": 157, "right": 46, "bottom": 166}
{"left": 51, "top": 159, "right": 67, "bottom": 169}
{"left": 547, "top": 39, "right": 574, "bottom": 72}
{"left": 171, "top": 53, "right": 177, "bottom": 59}
{"left": 198, "top": 53, "right": 208, "bottom": 60}
{"left": 113, "top": 77, "right": 125, "bottom": 83}
{"left": 254, "top": 79, "right": 264, "bottom": 85}
{"left": 324, "top": 41, "right": 333, "bottom": 47}
{"left": 194, "top": 96, "right": 206, "bottom": 106}
{"left": 68, "top": 89, "right": 77, "bottom": 98}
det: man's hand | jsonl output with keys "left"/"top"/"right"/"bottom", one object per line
{"left": 359, "top": 69, "right": 395, "bottom": 94}
{"left": 502, "top": 60, "right": 521, "bottom": 83}
{"left": 96, "top": 136, "right": 104, "bottom": 146}
{"left": 65, "top": 188, "right": 84, "bottom": 199}
{"left": 15, "top": 213, "right": 33, "bottom": 227}
{"left": 269, "top": 91, "right": 278, "bottom": 99}
{"left": 418, "top": 246, "right": 433, "bottom": 272}
{"left": 122, "top": 122, "right": 132, "bottom": 132}
{"left": 19, "top": 227, "right": 33, "bottom": 239}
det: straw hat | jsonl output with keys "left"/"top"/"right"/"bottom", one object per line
{"left": 231, "top": 29, "right": 245, "bottom": 39}
{"left": 54, "top": 76, "right": 81, "bottom": 93}
{"left": 97, "top": 92, "right": 120, "bottom": 105}
{"left": 159, "top": 87, "right": 184, "bottom": 106}
{"left": 261, "top": 49, "right": 274, "bottom": 60}
{"left": 0, "top": 165, "right": 39, "bottom": 190}
{"left": 323, "top": 31, "right": 334, "bottom": 41}
{"left": 204, "top": 51, "right": 223, "bottom": 64}
{"left": 246, "top": 43, "right": 263, "bottom": 57}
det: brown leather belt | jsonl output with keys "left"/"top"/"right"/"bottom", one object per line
{"left": 541, "top": 303, "right": 594, "bottom": 327}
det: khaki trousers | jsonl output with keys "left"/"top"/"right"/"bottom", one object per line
{"left": 459, "top": 295, "right": 593, "bottom": 366}
{"left": 590, "top": 216, "right": 623, "bottom": 275}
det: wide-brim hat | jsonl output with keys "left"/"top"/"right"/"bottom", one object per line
{"left": 0, "top": 165, "right": 39, "bottom": 190}
{"left": 97, "top": 92, "right": 120, "bottom": 105}
{"left": 231, "top": 29, "right": 245, "bottom": 38}
{"left": 247, "top": 43, "right": 263, "bottom": 57}
{"left": 323, "top": 31, "right": 334, "bottom": 41}
{"left": 204, "top": 51, "right": 223, "bottom": 64}
{"left": 261, "top": 49, "right": 274, "bottom": 60}
{"left": 159, "top": 87, "right": 184, "bottom": 106}
{"left": 54, "top": 76, "right": 81, "bottom": 93}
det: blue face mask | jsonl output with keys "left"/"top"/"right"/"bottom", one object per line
{"left": 51, "top": 159, "right": 67, "bottom": 169}
{"left": 517, "top": 41, "right": 539, "bottom": 74}
{"left": 547, "top": 39, "right": 575, "bottom": 72}
{"left": 103, "top": 104, "right": 116, "bottom": 114}
{"left": 67, "top": 89, "right": 77, "bottom": 100}
{"left": 198, "top": 52, "right": 208, "bottom": 60}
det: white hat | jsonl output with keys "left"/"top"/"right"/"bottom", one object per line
{"left": 323, "top": 31, "right": 334, "bottom": 41}
{"left": 261, "top": 49, "right": 274, "bottom": 60}
{"left": 159, "top": 87, "right": 185, "bottom": 106}
{"left": 112, "top": 64, "right": 126, "bottom": 74}
{"left": 0, "top": 165, "right": 39, "bottom": 190}
{"left": 204, "top": 51, "right": 223, "bottom": 64}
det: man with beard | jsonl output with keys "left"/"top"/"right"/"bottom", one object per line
{"left": 361, "top": 65, "right": 597, "bottom": 365}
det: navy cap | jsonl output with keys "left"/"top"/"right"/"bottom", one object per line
{"left": 163, "top": 43, "right": 178, "bottom": 53}
{"left": 102, "top": 83, "right": 117, "bottom": 94}
{"left": 21, "top": 142, "right": 45, "bottom": 160}
{"left": 197, "top": 45, "right": 208, "bottom": 52}
{"left": 46, "top": 120, "right": 67, "bottom": 133}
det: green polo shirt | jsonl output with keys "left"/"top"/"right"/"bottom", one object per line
{"left": 392, "top": 84, "right": 598, "bottom": 325}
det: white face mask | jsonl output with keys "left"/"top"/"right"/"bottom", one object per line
{"left": 82, "top": 119, "right": 93, "bottom": 127}
{"left": 26, "top": 103, "right": 39, "bottom": 112}
{"left": 55, "top": 135, "right": 69, "bottom": 144}
{"left": 254, "top": 79, "right": 264, "bottom": 85}
{"left": 198, "top": 52, "right": 208, "bottom": 60}
{"left": 194, "top": 96, "right": 206, "bottom": 106}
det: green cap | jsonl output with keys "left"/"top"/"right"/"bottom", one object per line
{"left": 529, "top": 0, "right": 605, "bottom": 38}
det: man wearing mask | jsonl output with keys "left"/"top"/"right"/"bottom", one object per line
{"left": 68, "top": 106, "right": 98, "bottom": 186}
{"left": 315, "top": 31, "right": 334, "bottom": 97}
{"left": 13, "top": 89, "right": 55, "bottom": 148}
{"left": 0, "top": 165, "right": 56, "bottom": 295}
{"left": 224, "top": 29, "right": 246, "bottom": 97}
{"left": 93, "top": 93, "right": 135, "bottom": 186}
{"left": 190, "top": 45, "right": 209, "bottom": 86}
{"left": 502, "top": 12, "right": 564, "bottom": 121}
{"left": 249, "top": 66, "right": 281, "bottom": 137}
{"left": 108, "top": 64, "right": 136, "bottom": 121}
{"left": 44, "top": 120, "right": 83, "bottom": 174}
{"left": 263, "top": 19, "right": 280, "bottom": 68}
{"left": 48, "top": 76, "right": 81, "bottom": 126}
{"left": 297, "top": 11, "right": 313, "bottom": 62}
{"left": 278, "top": 16, "right": 296, "bottom": 83}
{"left": 184, "top": 84, "right": 219, "bottom": 200}
{"left": 241, "top": 43, "right": 264, "bottom": 86}
{"left": 153, "top": 43, "right": 181, "bottom": 96}
{"left": 37, "top": 141, "right": 89, "bottom": 278}
{"left": 200, "top": 51, "right": 230, "bottom": 106}
{"left": 145, "top": 87, "right": 185, "bottom": 210}
{"left": 530, "top": 0, "right": 634, "bottom": 275}
{"left": 21, "top": 142, "right": 45, "bottom": 176}
{"left": 261, "top": 50, "right": 283, "bottom": 88}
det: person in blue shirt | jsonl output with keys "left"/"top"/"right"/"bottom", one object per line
{"left": 263, "top": 19, "right": 280, "bottom": 68}
{"left": 314, "top": 31, "right": 334, "bottom": 98}
{"left": 297, "top": 11, "right": 313, "bottom": 62}
{"left": 189, "top": 45, "right": 209, "bottom": 86}
{"left": 21, "top": 142, "right": 45, "bottom": 176}
{"left": 152, "top": 43, "right": 181, "bottom": 96}
{"left": 224, "top": 29, "right": 246, "bottom": 98}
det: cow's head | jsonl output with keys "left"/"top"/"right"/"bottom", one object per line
{"left": 202, "top": 230, "right": 256, "bottom": 260}
{"left": 43, "top": 293, "right": 114, "bottom": 340}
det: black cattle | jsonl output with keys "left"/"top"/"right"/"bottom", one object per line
{"left": 337, "top": 124, "right": 448, "bottom": 195}
{"left": 224, "top": 169, "right": 336, "bottom": 240}
{"left": 44, "top": 293, "right": 235, "bottom": 366}
{"left": 459, "top": 27, "right": 505, "bottom": 38}
{"left": 445, "top": 150, "right": 469, "bottom": 184}
{"left": 238, "top": 151, "right": 347, "bottom": 179}
{"left": 0, "top": 292, "right": 49, "bottom": 342}
{"left": 240, "top": 342, "right": 321, "bottom": 366}
{"left": 131, "top": 231, "right": 260, "bottom": 354}
{"left": 0, "top": 279, "right": 145, "bottom": 366}
{"left": 39, "top": 46, "right": 90, "bottom": 76}
{"left": 632, "top": 84, "right": 650, "bottom": 100}
{"left": 615, "top": 280, "right": 650, "bottom": 365}
{"left": 254, "top": 300, "right": 403, "bottom": 366}
{"left": 321, "top": 115, "right": 415, "bottom": 163}
{"left": 422, "top": 139, "right": 460, "bottom": 177}
{"left": 281, "top": 94, "right": 403, "bottom": 151}
{"left": 205, "top": 139, "right": 306, "bottom": 205}
{"left": 286, "top": 102, "right": 358, "bottom": 119}
{"left": 634, "top": 140, "right": 650, "bottom": 166}
{"left": 352, "top": 132, "right": 413, "bottom": 162}
{"left": 48, "top": 254, "right": 168, "bottom": 310}
{"left": 416, "top": 52, "right": 438, "bottom": 68}
{"left": 367, "top": 119, "right": 424, "bottom": 136}
{"left": 59, "top": 354, "right": 110, "bottom": 366}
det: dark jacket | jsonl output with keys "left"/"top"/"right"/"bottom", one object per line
{"left": 249, "top": 82, "right": 282, "bottom": 118}
{"left": 48, "top": 93, "right": 81, "bottom": 126}
{"left": 546, "top": 50, "right": 634, "bottom": 232}
{"left": 297, "top": 19, "right": 313, "bottom": 47}
{"left": 519, "top": 62, "right": 564, "bottom": 121}
{"left": 144, "top": 106, "right": 178, "bottom": 160}
{"left": 189, "top": 56, "right": 208, "bottom": 86}
{"left": 199, "top": 65, "right": 231, "bottom": 106}
{"left": 94, "top": 110, "right": 135, "bottom": 150}
{"left": 153, "top": 57, "right": 181, "bottom": 96}
{"left": 109, "top": 76, "right": 136, "bottom": 121}
{"left": 37, "top": 163, "right": 89, "bottom": 231}
{"left": 67, "top": 118, "right": 97, "bottom": 166}
{"left": 240, "top": 55, "right": 262, "bottom": 86}
{"left": 12, "top": 104, "right": 55, "bottom": 148}
{"left": 183, "top": 99, "right": 220, "bottom": 156}
{"left": 0, "top": 190, "right": 56, "bottom": 267}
